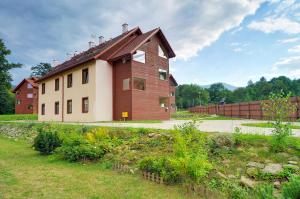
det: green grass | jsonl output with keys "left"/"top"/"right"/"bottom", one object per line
{"left": 242, "top": 122, "right": 300, "bottom": 129}
{"left": 97, "top": 120, "right": 162, "bottom": 123}
{"left": 0, "top": 136, "right": 198, "bottom": 199}
{"left": 171, "top": 111, "right": 241, "bottom": 120}
{"left": 0, "top": 114, "right": 37, "bottom": 121}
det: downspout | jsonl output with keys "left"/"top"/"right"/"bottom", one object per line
{"left": 61, "top": 75, "right": 64, "bottom": 122}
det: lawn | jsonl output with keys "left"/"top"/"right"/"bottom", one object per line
{"left": 0, "top": 136, "right": 196, "bottom": 199}
{"left": 98, "top": 120, "right": 162, "bottom": 123}
{"left": 242, "top": 122, "right": 300, "bottom": 129}
{"left": 172, "top": 111, "right": 241, "bottom": 120}
{"left": 0, "top": 114, "right": 37, "bottom": 121}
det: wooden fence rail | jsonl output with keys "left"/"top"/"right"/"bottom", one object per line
{"left": 188, "top": 96, "right": 300, "bottom": 120}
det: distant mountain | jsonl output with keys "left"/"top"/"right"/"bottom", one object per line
{"left": 200, "top": 82, "right": 238, "bottom": 91}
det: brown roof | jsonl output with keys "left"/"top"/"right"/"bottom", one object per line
{"left": 38, "top": 26, "right": 175, "bottom": 82}
{"left": 169, "top": 74, "right": 178, "bottom": 86}
{"left": 13, "top": 77, "right": 39, "bottom": 92}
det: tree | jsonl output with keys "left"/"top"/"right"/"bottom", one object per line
{"left": 31, "top": 62, "right": 52, "bottom": 77}
{"left": 207, "top": 83, "right": 230, "bottom": 104}
{"left": 176, "top": 84, "right": 209, "bottom": 109}
{"left": 0, "top": 39, "right": 21, "bottom": 114}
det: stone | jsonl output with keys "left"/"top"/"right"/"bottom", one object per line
{"left": 274, "top": 181, "right": 281, "bottom": 189}
{"left": 262, "top": 163, "right": 283, "bottom": 175}
{"left": 288, "top": 161, "right": 298, "bottom": 165}
{"left": 240, "top": 176, "right": 256, "bottom": 188}
{"left": 228, "top": 174, "right": 237, "bottom": 179}
{"left": 217, "top": 171, "right": 228, "bottom": 179}
{"left": 265, "top": 159, "right": 273, "bottom": 164}
{"left": 246, "top": 167, "right": 259, "bottom": 178}
{"left": 247, "top": 162, "right": 265, "bottom": 169}
{"left": 283, "top": 164, "right": 299, "bottom": 171}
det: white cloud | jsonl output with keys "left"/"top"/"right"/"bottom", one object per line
{"left": 278, "top": 37, "right": 300, "bottom": 43}
{"left": 288, "top": 45, "right": 300, "bottom": 53}
{"left": 272, "top": 55, "right": 300, "bottom": 71}
{"left": 248, "top": 17, "right": 300, "bottom": 34}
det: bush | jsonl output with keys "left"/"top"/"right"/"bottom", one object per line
{"left": 33, "top": 125, "right": 62, "bottom": 155}
{"left": 254, "top": 184, "right": 275, "bottom": 199}
{"left": 56, "top": 133, "right": 106, "bottom": 162}
{"left": 209, "top": 134, "right": 234, "bottom": 154}
{"left": 282, "top": 176, "right": 300, "bottom": 199}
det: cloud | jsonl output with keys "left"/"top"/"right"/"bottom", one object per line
{"left": 248, "top": 17, "right": 300, "bottom": 34}
{"left": 230, "top": 42, "right": 249, "bottom": 52}
{"left": 272, "top": 55, "right": 300, "bottom": 71}
{"left": 278, "top": 37, "right": 300, "bottom": 43}
{"left": 288, "top": 45, "right": 300, "bottom": 53}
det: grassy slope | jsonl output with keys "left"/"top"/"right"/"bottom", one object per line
{"left": 242, "top": 122, "right": 300, "bottom": 129}
{"left": 0, "top": 136, "right": 197, "bottom": 199}
{"left": 0, "top": 114, "right": 37, "bottom": 121}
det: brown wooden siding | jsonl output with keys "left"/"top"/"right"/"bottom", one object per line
{"left": 15, "top": 82, "right": 38, "bottom": 114}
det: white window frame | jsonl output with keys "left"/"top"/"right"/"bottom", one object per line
{"left": 123, "top": 78, "right": 130, "bottom": 91}
{"left": 27, "top": 93, "right": 33, "bottom": 98}
{"left": 159, "top": 45, "right": 167, "bottom": 59}
{"left": 159, "top": 69, "right": 167, "bottom": 80}
{"left": 27, "top": 83, "right": 33, "bottom": 89}
{"left": 133, "top": 50, "right": 145, "bottom": 63}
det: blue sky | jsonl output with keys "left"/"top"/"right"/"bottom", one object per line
{"left": 1, "top": 0, "right": 300, "bottom": 87}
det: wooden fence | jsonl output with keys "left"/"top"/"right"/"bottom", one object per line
{"left": 188, "top": 96, "right": 300, "bottom": 120}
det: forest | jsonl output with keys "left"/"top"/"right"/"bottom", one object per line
{"left": 176, "top": 77, "right": 300, "bottom": 109}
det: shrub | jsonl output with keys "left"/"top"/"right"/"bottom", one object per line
{"left": 56, "top": 133, "right": 106, "bottom": 162}
{"left": 282, "top": 176, "right": 300, "bottom": 199}
{"left": 230, "top": 184, "right": 249, "bottom": 199}
{"left": 209, "top": 134, "right": 234, "bottom": 154}
{"left": 254, "top": 184, "right": 275, "bottom": 199}
{"left": 33, "top": 125, "right": 62, "bottom": 155}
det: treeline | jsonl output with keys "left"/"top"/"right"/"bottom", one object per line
{"left": 176, "top": 77, "right": 300, "bottom": 109}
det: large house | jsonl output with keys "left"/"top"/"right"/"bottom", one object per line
{"left": 13, "top": 77, "right": 39, "bottom": 114}
{"left": 37, "top": 24, "right": 177, "bottom": 122}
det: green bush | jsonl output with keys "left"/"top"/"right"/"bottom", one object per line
{"left": 282, "top": 176, "right": 300, "bottom": 199}
{"left": 33, "top": 126, "right": 62, "bottom": 155}
{"left": 56, "top": 133, "right": 106, "bottom": 162}
{"left": 254, "top": 184, "right": 275, "bottom": 199}
{"left": 208, "top": 134, "right": 234, "bottom": 154}
{"left": 230, "top": 184, "right": 249, "bottom": 199}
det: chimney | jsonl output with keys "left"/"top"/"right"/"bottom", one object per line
{"left": 88, "top": 41, "right": 94, "bottom": 48}
{"left": 99, "top": 36, "right": 104, "bottom": 44}
{"left": 122, "top": 23, "right": 128, "bottom": 33}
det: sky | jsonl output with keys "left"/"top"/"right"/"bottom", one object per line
{"left": 1, "top": 0, "right": 300, "bottom": 87}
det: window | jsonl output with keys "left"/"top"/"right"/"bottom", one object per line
{"left": 159, "top": 97, "right": 168, "bottom": 108}
{"left": 67, "top": 74, "right": 72, "bottom": 88}
{"left": 27, "top": 83, "right": 33, "bottom": 89}
{"left": 41, "top": 104, "right": 45, "bottom": 115}
{"left": 54, "top": 101, "right": 59, "bottom": 115}
{"left": 67, "top": 100, "right": 72, "bottom": 114}
{"left": 133, "top": 78, "right": 145, "bottom": 90}
{"left": 27, "top": 93, "right": 33, "bottom": 98}
{"left": 170, "top": 92, "right": 175, "bottom": 96}
{"left": 159, "top": 45, "right": 167, "bottom": 59}
{"left": 171, "top": 104, "right": 176, "bottom": 109}
{"left": 82, "top": 97, "right": 89, "bottom": 113}
{"left": 42, "top": 83, "right": 45, "bottom": 94}
{"left": 16, "top": 99, "right": 21, "bottom": 105}
{"left": 28, "top": 104, "right": 33, "bottom": 110}
{"left": 133, "top": 50, "right": 145, "bottom": 63}
{"left": 55, "top": 78, "right": 59, "bottom": 91}
{"left": 123, "top": 78, "right": 130, "bottom": 90}
{"left": 16, "top": 91, "right": 20, "bottom": 95}
{"left": 159, "top": 69, "right": 167, "bottom": 80}
{"left": 82, "top": 68, "right": 89, "bottom": 84}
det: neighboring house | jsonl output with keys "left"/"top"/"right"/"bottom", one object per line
{"left": 169, "top": 74, "right": 178, "bottom": 113}
{"left": 37, "top": 24, "right": 176, "bottom": 122}
{"left": 13, "top": 77, "right": 39, "bottom": 114}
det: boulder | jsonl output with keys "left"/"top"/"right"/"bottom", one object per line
{"left": 228, "top": 174, "right": 237, "bottom": 179}
{"left": 288, "top": 161, "right": 298, "bottom": 165}
{"left": 274, "top": 181, "right": 281, "bottom": 189}
{"left": 240, "top": 176, "right": 256, "bottom": 188}
{"left": 247, "top": 162, "right": 265, "bottom": 169}
{"left": 283, "top": 164, "right": 299, "bottom": 171}
{"left": 262, "top": 163, "right": 283, "bottom": 175}
{"left": 217, "top": 171, "right": 228, "bottom": 179}
{"left": 246, "top": 167, "right": 259, "bottom": 178}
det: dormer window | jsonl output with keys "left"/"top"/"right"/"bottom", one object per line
{"left": 133, "top": 50, "right": 145, "bottom": 63}
{"left": 159, "top": 45, "right": 167, "bottom": 59}
{"left": 27, "top": 83, "right": 33, "bottom": 89}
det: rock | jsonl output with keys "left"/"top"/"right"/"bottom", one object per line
{"left": 262, "top": 163, "right": 283, "bottom": 175}
{"left": 228, "top": 174, "right": 237, "bottom": 179}
{"left": 217, "top": 171, "right": 228, "bottom": 179}
{"left": 265, "top": 159, "right": 273, "bottom": 164}
{"left": 283, "top": 164, "right": 299, "bottom": 171}
{"left": 240, "top": 176, "right": 256, "bottom": 188}
{"left": 247, "top": 162, "right": 265, "bottom": 169}
{"left": 274, "top": 181, "right": 281, "bottom": 189}
{"left": 246, "top": 167, "right": 259, "bottom": 178}
{"left": 288, "top": 161, "right": 298, "bottom": 165}
{"left": 148, "top": 133, "right": 161, "bottom": 138}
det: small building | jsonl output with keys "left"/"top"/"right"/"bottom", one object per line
{"left": 13, "top": 77, "right": 39, "bottom": 114}
{"left": 37, "top": 24, "right": 177, "bottom": 122}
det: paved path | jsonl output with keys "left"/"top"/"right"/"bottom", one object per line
{"left": 2, "top": 119, "right": 300, "bottom": 136}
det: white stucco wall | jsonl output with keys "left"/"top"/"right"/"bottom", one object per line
{"left": 94, "top": 60, "right": 113, "bottom": 121}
